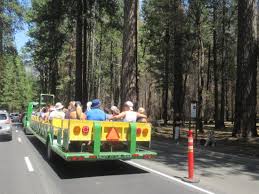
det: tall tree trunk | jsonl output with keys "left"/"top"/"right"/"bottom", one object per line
{"left": 0, "top": 0, "right": 3, "bottom": 93}
{"left": 0, "top": 0, "right": 3, "bottom": 55}
{"left": 147, "top": 83, "right": 152, "bottom": 116}
{"left": 110, "top": 40, "right": 114, "bottom": 105}
{"left": 173, "top": 1, "right": 184, "bottom": 120}
{"left": 50, "top": 61, "right": 58, "bottom": 95}
{"left": 82, "top": 0, "right": 88, "bottom": 105}
{"left": 207, "top": 45, "right": 211, "bottom": 90}
{"left": 68, "top": 60, "right": 72, "bottom": 102}
{"left": 213, "top": 3, "right": 220, "bottom": 129}
{"left": 135, "top": 0, "right": 139, "bottom": 108}
{"left": 197, "top": 38, "right": 205, "bottom": 133}
{"left": 75, "top": 0, "right": 83, "bottom": 101}
{"left": 234, "top": 0, "right": 258, "bottom": 137}
{"left": 121, "top": 0, "right": 138, "bottom": 106}
{"left": 162, "top": 27, "right": 170, "bottom": 125}
{"left": 97, "top": 22, "right": 103, "bottom": 98}
{"left": 90, "top": 0, "right": 96, "bottom": 99}
{"left": 226, "top": 80, "right": 229, "bottom": 121}
{"left": 87, "top": 18, "right": 92, "bottom": 100}
{"left": 219, "top": 0, "right": 226, "bottom": 128}
{"left": 219, "top": 76, "right": 226, "bottom": 128}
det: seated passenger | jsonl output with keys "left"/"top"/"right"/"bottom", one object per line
{"left": 111, "top": 106, "right": 120, "bottom": 116}
{"left": 65, "top": 101, "right": 75, "bottom": 119}
{"left": 40, "top": 107, "right": 47, "bottom": 120}
{"left": 137, "top": 107, "right": 148, "bottom": 123}
{"left": 86, "top": 101, "right": 92, "bottom": 112}
{"left": 49, "top": 102, "right": 65, "bottom": 120}
{"left": 70, "top": 101, "right": 86, "bottom": 120}
{"left": 43, "top": 105, "right": 54, "bottom": 121}
{"left": 106, "top": 106, "right": 120, "bottom": 121}
{"left": 110, "top": 101, "right": 147, "bottom": 122}
{"left": 86, "top": 99, "right": 106, "bottom": 121}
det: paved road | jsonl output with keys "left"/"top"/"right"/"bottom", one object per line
{"left": 0, "top": 125, "right": 215, "bottom": 194}
{"left": 150, "top": 137, "right": 259, "bottom": 194}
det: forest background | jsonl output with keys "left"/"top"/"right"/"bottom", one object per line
{"left": 0, "top": 0, "right": 258, "bottom": 137}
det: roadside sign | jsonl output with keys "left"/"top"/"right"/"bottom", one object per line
{"left": 191, "top": 102, "right": 197, "bottom": 119}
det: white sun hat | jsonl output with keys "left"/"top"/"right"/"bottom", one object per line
{"left": 125, "top": 101, "right": 134, "bottom": 111}
{"left": 55, "top": 102, "right": 64, "bottom": 110}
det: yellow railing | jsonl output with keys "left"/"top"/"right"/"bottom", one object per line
{"left": 31, "top": 116, "right": 151, "bottom": 142}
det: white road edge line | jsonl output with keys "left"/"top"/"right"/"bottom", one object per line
{"left": 17, "top": 137, "right": 22, "bottom": 143}
{"left": 125, "top": 161, "right": 215, "bottom": 194}
{"left": 24, "top": 157, "right": 34, "bottom": 172}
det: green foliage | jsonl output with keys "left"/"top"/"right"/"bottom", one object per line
{"left": 26, "top": 0, "right": 124, "bottom": 104}
{"left": 141, "top": 0, "right": 171, "bottom": 84}
{"left": 0, "top": 54, "right": 35, "bottom": 111}
{"left": 16, "top": 0, "right": 239, "bottom": 123}
{"left": 0, "top": 0, "right": 34, "bottom": 112}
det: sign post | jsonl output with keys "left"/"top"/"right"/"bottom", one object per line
{"left": 190, "top": 101, "right": 198, "bottom": 145}
{"left": 182, "top": 101, "right": 199, "bottom": 183}
{"left": 191, "top": 102, "right": 197, "bottom": 119}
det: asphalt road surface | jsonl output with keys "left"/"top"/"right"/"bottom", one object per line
{"left": 0, "top": 124, "right": 215, "bottom": 194}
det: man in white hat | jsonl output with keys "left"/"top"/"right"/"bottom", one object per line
{"left": 49, "top": 102, "right": 65, "bottom": 120}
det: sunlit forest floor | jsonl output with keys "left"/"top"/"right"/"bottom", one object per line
{"left": 153, "top": 122, "right": 259, "bottom": 159}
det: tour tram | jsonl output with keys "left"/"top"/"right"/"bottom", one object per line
{"left": 23, "top": 94, "right": 157, "bottom": 161}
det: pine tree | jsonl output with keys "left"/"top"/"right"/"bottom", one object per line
{"left": 234, "top": 0, "right": 258, "bottom": 137}
{"left": 121, "top": 0, "right": 138, "bottom": 106}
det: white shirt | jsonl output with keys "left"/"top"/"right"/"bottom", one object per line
{"left": 49, "top": 110, "right": 65, "bottom": 120}
{"left": 123, "top": 111, "right": 137, "bottom": 122}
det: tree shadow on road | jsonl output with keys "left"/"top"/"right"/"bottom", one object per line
{"left": 151, "top": 138, "right": 259, "bottom": 181}
{"left": 26, "top": 136, "right": 148, "bottom": 179}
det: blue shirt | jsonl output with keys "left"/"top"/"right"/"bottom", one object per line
{"left": 86, "top": 108, "right": 106, "bottom": 121}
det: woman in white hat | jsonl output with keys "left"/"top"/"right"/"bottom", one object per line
{"left": 49, "top": 102, "right": 65, "bottom": 120}
{"left": 110, "top": 101, "right": 147, "bottom": 122}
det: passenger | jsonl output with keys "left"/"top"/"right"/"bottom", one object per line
{"left": 40, "top": 107, "right": 47, "bottom": 120}
{"left": 106, "top": 106, "right": 120, "bottom": 120}
{"left": 110, "top": 101, "right": 147, "bottom": 122}
{"left": 43, "top": 105, "right": 54, "bottom": 121}
{"left": 65, "top": 101, "right": 75, "bottom": 119}
{"left": 86, "top": 99, "right": 106, "bottom": 121}
{"left": 49, "top": 102, "right": 65, "bottom": 120}
{"left": 70, "top": 101, "right": 86, "bottom": 120}
{"left": 111, "top": 106, "right": 120, "bottom": 116}
{"left": 86, "top": 101, "right": 92, "bottom": 112}
{"left": 137, "top": 107, "right": 148, "bottom": 123}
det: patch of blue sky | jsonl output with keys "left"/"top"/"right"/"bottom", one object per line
{"left": 14, "top": 0, "right": 31, "bottom": 53}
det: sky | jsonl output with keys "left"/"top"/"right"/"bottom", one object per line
{"left": 15, "top": 24, "right": 29, "bottom": 52}
{"left": 14, "top": 0, "right": 31, "bottom": 53}
{"left": 14, "top": 0, "right": 144, "bottom": 53}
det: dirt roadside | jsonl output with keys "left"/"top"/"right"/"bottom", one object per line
{"left": 152, "top": 122, "right": 259, "bottom": 159}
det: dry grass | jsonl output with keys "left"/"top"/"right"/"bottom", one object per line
{"left": 153, "top": 122, "right": 259, "bottom": 159}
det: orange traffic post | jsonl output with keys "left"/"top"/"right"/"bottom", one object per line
{"left": 182, "top": 129, "right": 199, "bottom": 183}
{"left": 188, "top": 130, "right": 194, "bottom": 179}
